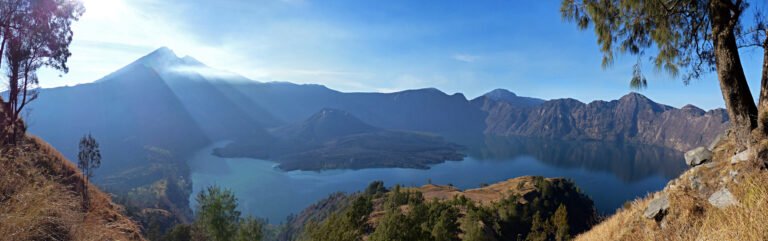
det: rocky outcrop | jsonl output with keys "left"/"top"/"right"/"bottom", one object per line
{"left": 482, "top": 92, "right": 730, "bottom": 152}
{"left": 708, "top": 187, "right": 736, "bottom": 209}
{"left": 731, "top": 149, "right": 751, "bottom": 164}
{"left": 643, "top": 193, "right": 670, "bottom": 220}
{"left": 685, "top": 147, "right": 713, "bottom": 167}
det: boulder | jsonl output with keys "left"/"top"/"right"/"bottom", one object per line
{"left": 731, "top": 149, "right": 751, "bottom": 164}
{"left": 708, "top": 187, "right": 736, "bottom": 209}
{"left": 708, "top": 133, "right": 728, "bottom": 151}
{"left": 685, "top": 147, "right": 713, "bottom": 167}
{"left": 688, "top": 175, "right": 702, "bottom": 191}
{"left": 644, "top": 193, "right": 670, "bottom": 220}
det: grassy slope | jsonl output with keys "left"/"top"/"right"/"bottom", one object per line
{"left": 0, "top": 135, "right": 145, "bottom": 240}
{"left": 575, "top": 139, "right": 768, "bottom": 240}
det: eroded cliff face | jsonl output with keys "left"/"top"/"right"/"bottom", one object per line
{"left": 481, "top": 92, "right": 730, "bottom": 152}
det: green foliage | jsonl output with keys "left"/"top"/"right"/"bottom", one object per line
{"left": 300, "top": 177, "right": 594, "bottom": 241}
{"left": 0, "top": 0, "right": 85, "bottom": 142}
{"left": 462, "top": 210, "right": 491, "bottom": 241}
{"left": 346, "top": 196, "right": 374, "bottom": 226}
{"left": 195, "top": 185, "right": 241, "bottom": 241}
{"left": 431, "top": 208, "right": 460, "bottom": 241}
{"left": 158, "top": 185, "right": 268, "bottom": 241}
{"left": 559, "top": 0, "right": 758, "bottom": 86}
{"left": 163, "top": 224, "right": 191, "bottom": 241}
{"left": 552, "top": 205, "right": 571, "bottom": 241}
{"left": 365, "top": 180, "right": 387, "bottom": 197}
{"left": 303, "top": 213, "right": 362, "bottom": 241}
{"left": 369, "top": 206, "right": 428, "bottom": 241}
{"left": 302, "top": 195, "right": 373, "bottom": 241}
{"left": 236, "top": 216, "right": 265, "bottom": 241}
{"left": 562, "top": 0, "right": 711, "bottom": 83}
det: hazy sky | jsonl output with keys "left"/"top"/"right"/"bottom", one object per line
{"left": 35, "top": 0, "right": 768, "bottom": 110}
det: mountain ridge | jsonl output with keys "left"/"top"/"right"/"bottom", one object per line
{"left": 26, "top": 47, "right": 730, "bottom": 172}
{"left": 481, "top": 92, "right": 729, "bottom": 151}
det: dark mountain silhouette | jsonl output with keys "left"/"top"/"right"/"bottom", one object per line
{"left": 26, "top": 57, "right": 210, "bottom": 174}
{"left": 271, "top": 108, "right": 380, "bottom": 142}
{"left": 226, "top": 83, "right": 487, "bottom": 135}
{"left": 213, "top": 109, "right": 465, "bottom": 170}
{"left": 481, "top": 92, "right": 730, "bottom": 151}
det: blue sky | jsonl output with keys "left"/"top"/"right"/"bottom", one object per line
{"left": 35, "top": 0, "right": 767, "bottom": 110}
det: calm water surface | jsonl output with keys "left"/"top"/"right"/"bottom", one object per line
{"left": 189, "top": 136, "right": 687, "bottom": 223}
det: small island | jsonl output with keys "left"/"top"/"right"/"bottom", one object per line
{"left": 212, "top": 108, "right": 465, "bottom": 171}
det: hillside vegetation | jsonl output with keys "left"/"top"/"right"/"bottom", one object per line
{"left": 293, "top": 176, "right": 597, "bottom": 241}
{"left": 0, "top": 135, "right": 144, "bottom": 240}
{"left": 575, "top": 136, "right": 768, "bottom": 240}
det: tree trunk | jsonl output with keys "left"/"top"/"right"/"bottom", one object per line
{"left": 757, "top": 31, "right": 768, "bottom": 137}
{"left": 710, "top": 0, "right": 758, "bottom": 149}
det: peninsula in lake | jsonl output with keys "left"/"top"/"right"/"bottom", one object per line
{"left": 212, "top": 108, "right": 465, "bottom": 171}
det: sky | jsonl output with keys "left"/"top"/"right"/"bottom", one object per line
{"left": 34, "top": 0, "right": 768, "bottom": 110}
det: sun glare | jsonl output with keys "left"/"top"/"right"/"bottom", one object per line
{"left": 81, "top": 0, "right": 124, "bottom": 19}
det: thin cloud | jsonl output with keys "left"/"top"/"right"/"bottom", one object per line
{"left": 452, "top": 54, "right": 480, "bottom": 63}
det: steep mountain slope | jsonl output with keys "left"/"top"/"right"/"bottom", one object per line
{"left": 27, "top": 59, "right": 211, "bottom": 175}
{"left": 0, "top": 135, "right": 144, "bottom": 240}
{"left": 213, "top": 109, "right": 465, "bottom": 170}
{"left": 482, "top": 92, "right": 730, "bottom": 151}
{"left": 574, "top": 134, "right": 768, "bottom": 240}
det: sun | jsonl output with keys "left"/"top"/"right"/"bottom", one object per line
{"left": 80, "top": 0, "right": 124, "bottom": 19}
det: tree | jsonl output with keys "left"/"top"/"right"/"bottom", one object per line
{"left": 0, "top": 0, "right": 84, "bottom": 144}
{"left": 77, "top": 133, "right": 101, "bottom": 210}
{"left": 195, "top": 185, "right": 241, "bottom": 241}
{"left": 431, "top": 209, "right": 460, "bottom": 241}
{"left": 551, "top": 204, "right": 571, "bottom": 241}
{"left": 302, "top": 213, "right": 362, "bottom": 241}
{"left": 235, "top": 216, "right": 265, "bottom": 241}
{"left": 368, "top": 207, "right": 425, "bottom": 241}
{"left": 561, "top": 0, "right": 768, "bottom": 149}
{"left": 164, "top": 224, "right": 192, "bottom": 241}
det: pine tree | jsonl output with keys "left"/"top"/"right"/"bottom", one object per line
{"left": 195, "top": 185, "right": 241, "bottom": 241}
{"left": 431, "top": 209, "right": 460, "bottom": 241}
{"left": 552, "top": 204, "right": 571, "bottom": 241}
{"left": 77, "top": 133, "right": 101, "bottom": 210}
{"left": 560, "top": 0, "right": 768, "bottom": 148}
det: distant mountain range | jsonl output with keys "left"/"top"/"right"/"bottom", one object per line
{"left": 477, "top": 92, "right": 729, "bottom": 152}
{"left": 25, "top": 47, "right": 728, "bottom": 176}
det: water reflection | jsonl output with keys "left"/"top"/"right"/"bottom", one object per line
{"left": 461, "top": 135, "right": 687, "bottom": 182}
{"left": 189, "top": 136, "right": 688, "bottom": 223}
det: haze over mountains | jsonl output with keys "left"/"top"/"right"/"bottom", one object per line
{"left": 25, "top": 47, "right": 728, "bottom": 176}
{"left": 212, "top": 108, "right": 465, "bottom": 170}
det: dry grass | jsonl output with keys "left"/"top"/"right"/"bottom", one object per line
{"left": 575, "top": 139, "right": 768, "bottom": 241}
{"left": 0, "top": 135, "right": 145, "bottom": 241}
{"left": 410, "top": 176, "right": 556, "bottom": 206}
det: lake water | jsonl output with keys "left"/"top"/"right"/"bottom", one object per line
{"left": 188, "top": 136, "right": 687, "bottom": 224}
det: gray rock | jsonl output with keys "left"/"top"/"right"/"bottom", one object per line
{"left": 644, "top": 194, "right": 670, "bottom": 220}
{"left": 689, "top": 175, "right": 702, "bottom": 190}
{"left": 731, "top": 149, "right": 751, "bottom": 164}
{"left": 708, "top": 133, "right": 728, "bottom": 151}
{"left": 685, "top": 147, "right": 713, "bottom": 167}
{"left": 708, "top": 188, "right": 736, "bottom": 209}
